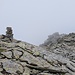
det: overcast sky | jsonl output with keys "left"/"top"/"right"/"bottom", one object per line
{"left": 0, "top": 0, "right": 75, "bottom": 45}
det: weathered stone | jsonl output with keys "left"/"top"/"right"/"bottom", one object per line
{"left": 20, "top": 51, "right": 41, "bottom": 66}
{"left": 0, "top": 68, "right": 3, "bottom": 72}
{"left": 13, "top": 50, "right": 23, "bottom": 59}
{"left": 0, "top": 47, "right": 6, "bottom": 52}
{"left": 33, "top": 51, "right": 40, "bottom": 56}
{"left": 37, "top": 73, "right": 53, "bottom": 75}
{"left": 23, "top": 67, "right": 30, "bottom": 75}
{"left": 0, "top": 29, "right": 75, "bottom": 75}
{"left": 1, "top": 51, "right": 12, "bottom": 58}
{"left": 0, "top": 59, "right": 23, "bottom": 74}
{"left": 0, "top": 73, "right": 3, "bottom": 75}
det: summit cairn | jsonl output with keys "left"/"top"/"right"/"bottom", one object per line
{"left": 6, "top": 27, "right": 13, "bottom": 41}
{"left": 1, "top": 27, "right": 13, "bottom": 42}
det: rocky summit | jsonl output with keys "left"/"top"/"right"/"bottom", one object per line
{"left": 0, "top": 28, "right": 75, "bottom": 75}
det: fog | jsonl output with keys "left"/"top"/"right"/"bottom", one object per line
{"left": 0, "top": 0, "right": 75, "bottom": 45}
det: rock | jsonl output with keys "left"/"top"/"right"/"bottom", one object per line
{"left": 40, "top": 32, "right": 75, "bottom": 75}
{"left": 37, "top": 73, "right": 53, "bottom": 75}
{"left": 23, "top": 67, "right": 31, "bottom": 75}
{"left": 0, "top": 73, "right": 3, "bottom": 75}
{"left": 13, "top": 50, "right": 23, "bottom": 59}
{"left": 1, "top": 51, "right": 12, "bottom": 59}
{"left": 0, "top": 28, "right": 75, "bottom": 75}
{"left": 19, "top": 51, "right": 42, "bottom": 66}
{"left": 0, "top": 59, "right": 23, "bottom": 74}
{"left": 0, "top": 68, "right": 3, "bottom": 72}
{"left": 33, "top": 51, "right": 40, "bottom": 56}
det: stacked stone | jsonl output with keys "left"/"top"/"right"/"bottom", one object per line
{"left": 6, "top": 27, "right": 13, "bottom": 42}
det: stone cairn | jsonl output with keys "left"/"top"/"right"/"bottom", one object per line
{"left": 1, "top": 27, "right": 13, "bottom": 42}
{"left": 6, "top": 27, "right": 13, "bottom": 41}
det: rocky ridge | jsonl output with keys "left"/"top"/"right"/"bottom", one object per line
{"left": 0, "top": 28, "right": 75, "bottom": 75}
{"left": 40, "top": 32, "right": 75, "bottom": 75}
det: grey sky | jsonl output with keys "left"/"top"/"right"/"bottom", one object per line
{"left": 0, "top": 0, "right": 75, "bottom": 45}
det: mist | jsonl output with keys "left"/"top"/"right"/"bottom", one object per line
{"left": 0, "top": 0, "right": 75, "bottom": 45}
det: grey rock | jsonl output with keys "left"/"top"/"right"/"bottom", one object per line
{"left": 1, "top": 51, "right": 12, "bottom": 59}
{"left": 0, "top": 29, "right": 75, "bottom": 75}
